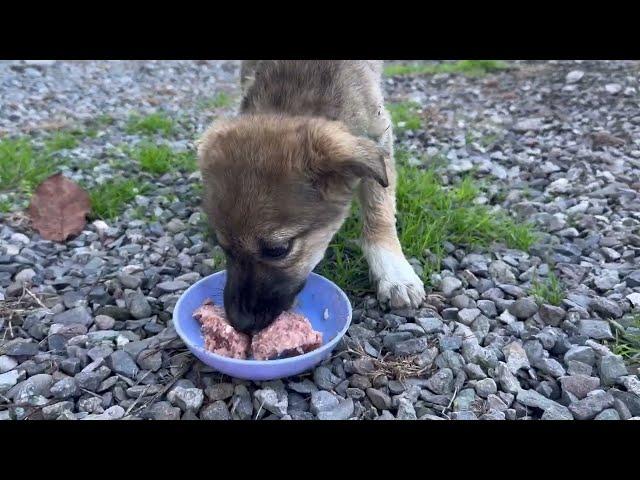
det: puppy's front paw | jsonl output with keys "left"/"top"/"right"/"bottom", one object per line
{"left": 364, "top": 244, "right": 426, "bottom": 309}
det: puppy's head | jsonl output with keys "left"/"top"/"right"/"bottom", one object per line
{"left": 197, "top": 114, "right": 388, "bottom": 334}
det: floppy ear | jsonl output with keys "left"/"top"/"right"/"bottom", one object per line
{"left": 196, "top": 118, "right": 236, "bottom": 172}
{"left": 303, "top": 119, "right": 389, "bottom": 188}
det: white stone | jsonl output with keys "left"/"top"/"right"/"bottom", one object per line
{"left": 605, "top": 83, "right": 622, "bottom": 94}
{"left": 566, "top": 70, "right": 584, "bottom": 83}
{"left": 626, "top": 292, "right": 640, "bottom": 308}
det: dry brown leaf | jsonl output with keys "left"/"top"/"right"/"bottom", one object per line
{"left": 27, "top": 173, "right": 91, "bottom": 242}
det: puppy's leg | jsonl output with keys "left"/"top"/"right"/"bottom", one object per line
{"left": 358, "top": 143, "right": 426, "bottom": 309}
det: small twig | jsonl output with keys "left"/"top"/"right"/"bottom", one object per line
{"left": 80, "top": 388, "right": 103, "bottom": 399}
{"left": 441, "top": 386, "right": 459, "bottom": 416}
{"left": 18, "top": 398, "right": 65, "bottom": 420}
{"left": 132, "top": 358, "right": 193, "bottom": 416}
{"left": 230, "top": 397, "right": 239, "bottom": 417}
{"left": 23, "top": 287, "right": 52, "bottom": 312}
{"left": 346, "top": 342, "right": 433, "bottom": 382}
{"left": 254, "top": 400, "right": 265, "bottom": 420}
{"left": 115, "top": 373, "right": 136, "bottom": 387}
{"left": 3, "top": 320, "right": 12, "bottom": 341}
{"left": 125, "top": 385, "right": 151, "bottom": 416}
{"left": 129, "top": 370, "right": 152, "bottom": 388}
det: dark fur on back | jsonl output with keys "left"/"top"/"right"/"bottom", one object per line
{"left": 241, "top": 61, "right": 345, "bottom": 120}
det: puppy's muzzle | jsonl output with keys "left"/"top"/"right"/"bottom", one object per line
{"left": 223, "top": 261, "right": 304, "bottom": 334}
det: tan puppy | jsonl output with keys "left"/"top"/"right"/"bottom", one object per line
{"left": 197, "top": 60, "right": 425, "bottom": 334}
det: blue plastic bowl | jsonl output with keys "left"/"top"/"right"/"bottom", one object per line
{"left": 173, "top": 270, "right": 352, "bottom": 381}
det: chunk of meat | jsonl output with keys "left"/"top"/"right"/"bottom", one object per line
{"left": 251, "top": 311, "right": 323, "bottom": 361}
{"left": 193, "top": 300, "right": 251, "bottom": 359}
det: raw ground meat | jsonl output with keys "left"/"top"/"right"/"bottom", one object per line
{"left": 251, "top": 311, "right": 323, "bottom": 361}
{"left": 193, "top": 300, "right": 251, "bottom": 359}
{"left": 193, "top": 299, "right": 322, "bottom": 360}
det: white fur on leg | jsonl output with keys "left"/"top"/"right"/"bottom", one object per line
{"left": 362, "top": 243, "right": 426, "bottom": 309}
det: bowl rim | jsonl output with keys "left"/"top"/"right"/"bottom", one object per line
{"left": 172, "top": 270, "right": 352, "bottom": 366}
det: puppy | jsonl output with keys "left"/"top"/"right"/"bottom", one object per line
{"left": 197, "top": 60, "right": 425, "bottom": 334}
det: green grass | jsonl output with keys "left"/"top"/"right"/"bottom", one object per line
{"left": 396, "top": 167, "right": 536, "bottom": 266}
{"left": 0, "top": 198, "right": 12, "bottom": 213}
{"left": 479, "top": 133, "right": 500, "bottom": 148}
{"left": 530, "top": 271, "right": 565, "bottom": 306}
{"left": 84, "top": 114, "right": 115, "bottom": 137}
{"left": 45, "top": 131, "right": 78, "bottom": 151}
{"left": 610, "top": 311, "right": 640, "bottom": 366}
{"left": 89, "top": 179, "right": 149, "bottom": 220}
{"left": 200, "top": 91, "right": 234, "bottom": 109}
{"left": 0, "top": 138, "right": 61, "bottom": 193}
{"left": 384, "top": 60, "right": 510, "bottom": 77}
{"left": 318, "top": 205, "right": 371, "bottom": 295}
{"left": 133, "top": 144, "right": 197, "bottom": 175}
{"left": 131, "top": 205, "right": 158, "bottom": 222}
{"left": 93, "top": 114, "right": 115, "bottom": 126}
{"left": 388, "top": 101, "right": 422, "bottom": 132}
{"left": 126, "top": 113, "right": 175, "bottom": 136}
{"left": 210, "top": 245, "right": 227, "bottom": 271}
{"left": 318, "top": 164, "right": 538, "bottom": 292}
{"left": 85, "top": 128, "right": 99, "bottom": 138}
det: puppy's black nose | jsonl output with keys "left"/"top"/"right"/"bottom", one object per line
{"left": 224, "top": 303, "right": 255, "bottom": 334}
{"left": 225, "top": 306, "right": 279, "bottom": 335}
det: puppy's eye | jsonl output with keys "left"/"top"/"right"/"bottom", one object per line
{"left": 259, "top": 240, "right": 292, "bottom": 260}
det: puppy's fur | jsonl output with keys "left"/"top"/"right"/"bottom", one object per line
{"left": 198, "top": 60, "right": 425, "bottom": 334}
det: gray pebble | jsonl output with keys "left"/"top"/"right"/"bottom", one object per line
{"left": 426, "top": 368, "right": 454, "bottom": 395}
{"left": 366, "top": 388, "right": 392, "bottom": 410}
{"left": 477, "top": 300, "right": 497, "bottom": 317}
{"left": 254, "top": 388, "right": 288, "bottom": 417}
{"left": 539, "top": 304, "right": 566, "bottom": 326}
{"left": 167, "top": 386, "right": 204, "bottom": 412}
{"left": 440, "top": 277, "right": 462, "bottom": 296}
{"left": 416, "top": 316, "right": 444, "bottom": 334}
{"left": 128, "top": 292, "right": 152, "bottom": 319}
{"left": 475, "top": 378, "right": 498, "bottom": 398}
{"left": 569, "top": 390, "right": 615, "bottom": 420}
{"left": 564, "top": 346, "right": 596, "bottom": 366}
{"left": 156, "top": 280, "right": 189, "bottom": 293}
{"left": 145, "top": 401, "right": 182, "bottom": 420}
{"left": 0, "top": 355, "right": 18, "bottom": 374}
{"left": 205, "top": 382, "right": 235, "bottom": 401}
{"left": 509, "top": 298, "right": 538, "bottom": 320}
{"left": 392, "top": 337, "right": 430, "bottom": 356}
{"left": 313, "top": 366, "right": 340, "bottom": 390}
{"left": 517, "top": 388, "right": 563, "bottom": 412}
{"left": 0, "top": 370, "right": 21, "bottom": 394}
{"left": 559, "top": 375, "right": 600, "bottom": 399}
{"left": 457, "top": 308, "right": 481, "bottom": 325}
{"left": 453, "top": 388, "right": 476, "bottom": 411}
{"left": 396, "top": 397, "right": 417, "bottom": 420}
{"left": 50, "top": 377, "right": 80, "bottom": 399}
{"left": 108, "top": 350, "right": 139, "bottom": 378}
{"left": 317, "top": 398, "right": 354, "bottom": 420}
{"left": 0, "top": 338, "right": 39, "bottom": 357}
{"left": 451, "top": 411, "right": 477, "bottom": 420}
{"left": 541, "top": 405, "right": 574, "bottom": 420}
{"left": 503, "top": 341, "right": 530, "bottom": 374}
{"left": 52, "top": 306, "right": 93, "bottom": 327}
{"left": 578, "top": 320, "right": 614, "bottom": 340}
{"left": 599, "top": 355, "right": 628, "bottom": 386}
{"left": 594, "top": 408, "right": 620, "bottom": 420}
{"left": 310, "top": 390, "right": 339, "bottom": 415}
{"left": 200, "top": 401, "right": 231, "bottom": 420}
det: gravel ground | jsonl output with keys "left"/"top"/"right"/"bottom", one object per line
{"left": 1, "top": 60, "right": 639, "bottom": 421}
